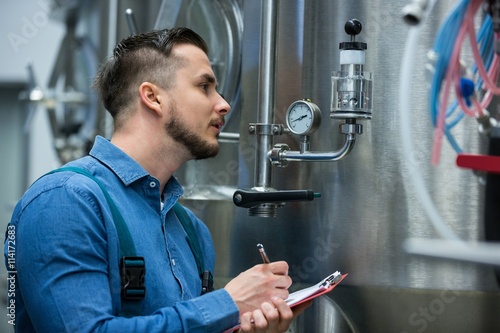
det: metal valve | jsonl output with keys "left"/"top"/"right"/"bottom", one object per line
{"left": 331, "top": 19, "right": 373, "bottom": 120}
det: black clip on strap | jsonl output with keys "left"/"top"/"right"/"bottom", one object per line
{"left": 201, "top": 270, "right": 214, "bottom": 295}
{"left": 121, "top": 256, "right": 146, "bottom": 300}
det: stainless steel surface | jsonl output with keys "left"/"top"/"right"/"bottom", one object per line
{"left": 331, "top": 284, "right": 500, "bottom": 332}
{"left": 288, "top": 292, "right": 356, "bottom": 333}
{"left": 254, "top": 0, "right": 278, "bottom": 189}
{"left": 222, "top": 0, "right": 499, "bottom": 331}
{"left": 233, "top": 0, "right": 496, "bottom": 289}
{"left": 153, "top": 0, "right": 183, "bottom": 29}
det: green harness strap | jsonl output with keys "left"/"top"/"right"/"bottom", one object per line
{"left": 44, "top": 166, "right": 211, "bottom": 314}
{"left": 48, "top": 167, "right": 136, "bottom": 257}
{"left": 172, "top": 203, "right": 214, "bottom": 294}
{"left": 172, "top": 203, "right": 204, "bottom": 277}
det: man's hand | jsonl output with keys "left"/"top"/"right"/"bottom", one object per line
{"left": 237, "top": 297, "right": 313, "bottom": 333}
{"left": 224, "top": 261, "right": 292, "bottom": 314}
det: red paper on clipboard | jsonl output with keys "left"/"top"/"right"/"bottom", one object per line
{"left": 223, "top": 271, "right": 347, "bottom": 332}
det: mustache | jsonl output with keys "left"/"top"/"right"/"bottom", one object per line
{"left": 210, "top": 117, "right": 225, "bottom": 127}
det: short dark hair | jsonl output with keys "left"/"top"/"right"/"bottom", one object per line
{"left": 92, "top": 27, "right": 208, "bottom": 122}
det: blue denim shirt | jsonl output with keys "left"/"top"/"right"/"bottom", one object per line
{"left": 4, "top": 136, "right": 239, "bottom": 332}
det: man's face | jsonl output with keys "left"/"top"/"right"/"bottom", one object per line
{"left": 164, "top": 44, "right": 230, "bottom": 160}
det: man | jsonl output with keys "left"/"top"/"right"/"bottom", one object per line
{"left": 4, "top": 28, "right": 308, "bottom": 332}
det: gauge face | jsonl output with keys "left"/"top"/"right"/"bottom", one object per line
{"left": 285, "top": 100, "right": 322, "bottom": 135}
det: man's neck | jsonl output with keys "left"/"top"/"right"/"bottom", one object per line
{"left": 110, "top": 131, "right": 187, "bottom": 192}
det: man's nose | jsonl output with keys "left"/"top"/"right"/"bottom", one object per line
{"left": 216, "top": 94, "right": 231, "bottom": 115}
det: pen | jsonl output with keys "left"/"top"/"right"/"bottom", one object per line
{"left": 257, "top": 243, "right": 271, "bottom": 264}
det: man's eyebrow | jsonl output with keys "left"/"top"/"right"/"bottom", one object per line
{"left": 199, "top": 73, "right": 217, "bottom": 85}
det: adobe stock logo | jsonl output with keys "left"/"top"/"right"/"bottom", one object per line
{"left": 7, "top": 0, "right": 56, "bottom": 54}
{"left": 290, "top": 235, "right": 340, "bottom": 281}
{"left": 400, "top": 289, "right": 460, "bottom": 333}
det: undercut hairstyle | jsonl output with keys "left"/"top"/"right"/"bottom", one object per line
{"left": 92, "top": 27, "right": 208, "bottom": 125}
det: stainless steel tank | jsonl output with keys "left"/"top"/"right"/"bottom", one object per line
{"left": 177, "top": 0, "right": 500, "bottom": 332}
{"left": 37, "top": 0, "right": 500, "bottom": 331}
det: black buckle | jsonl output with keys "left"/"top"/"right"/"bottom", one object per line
{"left": 120, "top": 256, "right": 146, "bottom": 300}
{"left": 201, "top": 270, "right": 214, "bottom": 295}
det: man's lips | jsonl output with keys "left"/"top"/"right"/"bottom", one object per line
{"left": 211, "top": 119, "right": 225, "bottom": 130}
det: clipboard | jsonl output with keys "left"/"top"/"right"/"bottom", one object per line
{"left": 285, "top": 271, "right": 347, "bottom": 307}
{"left": 223, "top": 271, "right": 347, "bottom": 332}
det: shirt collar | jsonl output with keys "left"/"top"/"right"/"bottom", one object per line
{"left": 89, "top": 135, "right": 150, "bottom": 186}
{"left": 89, "top": 136, "right": 184, "bottom": 199}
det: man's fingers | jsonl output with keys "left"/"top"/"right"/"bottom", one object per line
{"left": 267, "top": 261, "right": 289, "bottom": 276}
{"left": 252, "top": 307, "right": 268, "bottom": 331}
{"left": 239, "top": 312, "right": 254, "bottom": 331}
{"left": 272, "top": 297, "right": 294, "bottom": 322}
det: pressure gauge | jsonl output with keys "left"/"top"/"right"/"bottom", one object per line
{"left": 285, "top": 99, "right": 322, "bottom": 135}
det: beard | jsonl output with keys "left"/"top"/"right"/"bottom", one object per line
{"left": 165, "top": 102, "right": 220, "bottom": 160}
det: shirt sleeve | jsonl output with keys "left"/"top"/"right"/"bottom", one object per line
{"left": 10, "top": 179, "right": 240, "bottom": 333}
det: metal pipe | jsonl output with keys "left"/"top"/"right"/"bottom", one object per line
{"left": 218, "top": 132, "right": 240, "bottom": 143}
{"left": 154, "top": 0, "right": 183, "bottom": 30}
{"left": 100, "top": 0, "right": 119, "bottom": 139}
{"left": 254, "top": 0, "right": 278, "bottom": 189}
{"left": 280, "top": 133, "right": 356, "bottom": 162}
{"left": 125, "top": 8, "right": 138, "bottom": 35}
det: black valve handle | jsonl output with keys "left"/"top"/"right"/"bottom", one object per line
{"left": 233, "top": 189, "right": 320, "bottom": 208}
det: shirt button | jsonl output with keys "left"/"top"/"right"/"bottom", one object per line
{"left": 171, "top": 259, "right": 176, "bottom": 266}
{"left": 149, "top": 181, "right": 156, "bottom": 188}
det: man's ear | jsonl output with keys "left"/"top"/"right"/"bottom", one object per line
{"left": 138, "top": 82, "right": 165, "bottom": 117}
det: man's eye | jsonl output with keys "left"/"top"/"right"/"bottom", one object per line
{"left": 200, "top": 84, "right": 209, "bottom": 92}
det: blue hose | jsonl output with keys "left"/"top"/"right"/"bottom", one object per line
{"left": 429, "top": 0, "right": 493, "bottom": 153}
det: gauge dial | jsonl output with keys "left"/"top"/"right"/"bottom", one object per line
{"left": 285, "top": 100, "right": 322, "bottom": 135}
